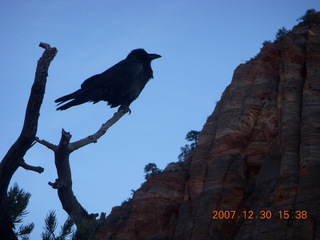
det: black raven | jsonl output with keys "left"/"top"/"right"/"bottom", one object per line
{"left": 55, "top": 49, "right": 161, "bottom": 113}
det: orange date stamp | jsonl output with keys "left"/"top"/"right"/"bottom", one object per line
{"left": 212, "top": 210, "right": 308, "bottom": 220}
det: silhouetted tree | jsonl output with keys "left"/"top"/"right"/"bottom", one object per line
{"left": 186, "top": 130, "right": 200, "bottom": 149}
{"left": 275, "top": 27, "right": 289, "bottom": 41}
{"left": 7, "top": 184, "right": 34, "bottom": 240}
{"left": 41, "top": 210, "right": 74, "bottom": 240}
{"left": 178, "top": 130, "right": 200, "bottom": 161}
{"left": 36, "top": 110, "right": 127, "bottom": 239}
{"left": 144, "top": 163, "right": 162, "bottom": 180}
{"left": 297, "top": 9, "right": 319, "bottom": 25}
{"left": 0, "top": 43, "right": 56, "bottom": 239}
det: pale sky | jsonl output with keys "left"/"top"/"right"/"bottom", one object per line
{"left": 0, "top": 0, "right": 318, "bottom": 238}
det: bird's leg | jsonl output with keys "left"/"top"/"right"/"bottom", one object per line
{"left": 118, "top": 105, "right": 131, "bottom": 114}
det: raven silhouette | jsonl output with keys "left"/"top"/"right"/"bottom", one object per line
{"left": 55, "top": 49, "right": 161, "bottom": 113}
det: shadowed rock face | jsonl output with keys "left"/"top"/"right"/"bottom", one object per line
{"left": 96, "top": 19, "right": 320, "bottom": 240}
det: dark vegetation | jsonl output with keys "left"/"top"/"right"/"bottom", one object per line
{"left": 178, "top": 130, "right": 200, "bottom": 162}
{"left": 142, "top": 129, "right": 200, "bottom": 181}
{"left": 255, "top": 9, "right": 319, "bottom": 63}
{"left": 297, "top": 8, "right": 320, "bottom": 25}
{"left": 121, "top": 130, "right": 200, "bottom": 205}
{"left": 1, "top": 9, "right": 319, "bottom": 240}
{"left": 7, "top": 184, "right": 34, "bottom": 240}
{"left": 7, "top": 184, "right": 75, "bottom": 240}
{"left": 275, "top": 27, "right": 289, "bottom": 41}
{"left": 274, "top": 8, "right": 319, "bottom": 42}
{"left": 41, "top": 210, "right": 74, "bottom": 240}
{"left": 0, "top": 43, "right": 56, "bottom": 240}
{"left": 144, "top": 163, "right": 162, "bottom": 180}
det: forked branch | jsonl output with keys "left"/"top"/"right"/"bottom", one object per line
{"left": 36, "top": 108, "right": 127, "bottom": 233}
{"left": 0, "top": 42, "right": 57, "bottom": 239}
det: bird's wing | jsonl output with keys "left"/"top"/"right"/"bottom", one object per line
{"left": 80, "top": 59, "right": 143, "bottom": 90}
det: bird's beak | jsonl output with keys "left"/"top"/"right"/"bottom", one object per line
{"left": 148, "top": 53, "right": 161, "bottom": 60}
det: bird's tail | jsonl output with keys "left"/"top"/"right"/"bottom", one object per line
{"left": 55, "top": 89, "right": 81, "bottom": 104}
{"left": 55, "top": 89, "right": 85, "bottom": 110}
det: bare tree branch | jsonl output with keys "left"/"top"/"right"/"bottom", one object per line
{"left": 0, "top": 43, "right": 57, "bottom": 240}
{"left": 35, "top": 107, "right": 127, "bottom": 239}
{"left": 48, "top": 179, "right": 66, "bottom": 189}
{"left": 18, "top": 159, "right": 44, "bottom": 174}
{"left": 50, "top": 128, "right": 92, "bottom": 228}
{"left": 35, "top": 137, "right": 57, "bottom": 151}
{"left": 70, "top": 109, "right": 127, "bottom": 152}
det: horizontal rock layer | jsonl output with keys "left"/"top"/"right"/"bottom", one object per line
{"left": 97, "top": 19, "right": 320, "bottom": 240}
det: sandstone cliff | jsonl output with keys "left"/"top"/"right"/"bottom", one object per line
{"left": 96, "top": 14, "right": 320, "bottom": 240}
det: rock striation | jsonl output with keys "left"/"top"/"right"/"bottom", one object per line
{"left": 96, "top": 16, "right": 320, "bottom": 240}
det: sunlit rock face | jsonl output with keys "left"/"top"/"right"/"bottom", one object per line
{"left": 96, "top": 17, "right": 320, "bottom": 240}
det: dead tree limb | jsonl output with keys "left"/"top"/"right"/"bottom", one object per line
{"left": 19, "top": 159, "right": 44, "bottom": 173}
{"left": 70, "top": 110, "right": 127, "bottom": 151}
{"left": 36, "top": 109, "right": 127, "bottom": 237}
{"left": 0, "top": 43, "right": 57, "bottom": 240}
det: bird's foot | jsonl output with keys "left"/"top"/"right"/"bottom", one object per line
{"left": 118, "top": 105, "right": 131, "bottom": 115}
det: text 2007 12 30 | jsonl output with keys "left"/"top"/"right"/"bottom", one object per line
{"left": 212, "top": 210, "right": 308, "bottom": 220}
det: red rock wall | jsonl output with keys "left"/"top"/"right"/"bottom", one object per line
{"left": 97, "top": 21, "right": 320, "bottom": 240}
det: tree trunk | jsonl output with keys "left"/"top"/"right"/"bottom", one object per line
{"left": 0, "top": 43, "right": 57, "bottom": 239}
{"left": 36, "top": 110, "right": 127, "bottom": 239}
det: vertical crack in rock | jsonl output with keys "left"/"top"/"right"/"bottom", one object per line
{"left": 96, "top": 17, "right": 320, "bottom": 240}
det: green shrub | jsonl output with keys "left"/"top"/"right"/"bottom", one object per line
{"left": 297, "top": 9, "right": 319, "bottom": 25}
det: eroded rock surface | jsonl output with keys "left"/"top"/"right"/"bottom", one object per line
{"left": 97, "top": 18, "right": 320, "bottom": 240}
